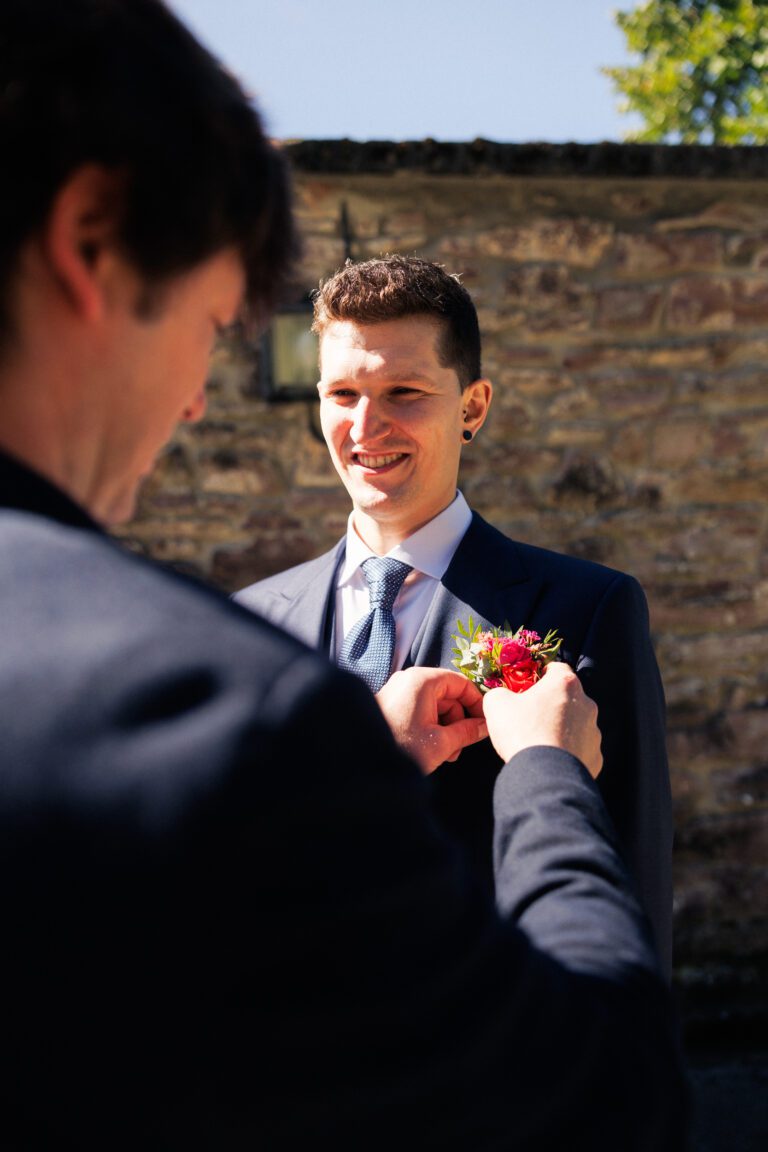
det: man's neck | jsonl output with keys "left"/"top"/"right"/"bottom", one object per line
{"left": 350, "top": 519, "right": 403, "bottom": 557}
{"left": 350, "top": 501, "right": 457, "bottom": 556}
{"left": 0, "top": 383, "right": 117, "bottom": 527}
{"left": 0, "top": 308, "right": 103, "bottom": 521}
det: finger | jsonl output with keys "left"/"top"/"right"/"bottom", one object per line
{"left": 437, "top": 699, "right": 465, "bottom": 726}
{"left": 435, "top": 671, "right": 484, "bottom": 708}
{"left": 464, "top": 696, "right": 486, "bottom": 719}
{"left": 438, "top": 715, "right": 488, "bottom": 759}
{"left": 541, "top": 660, "right": 580, "bottom": 691}
{"left": 452, "top": 677, "right": 485, "bottom": 711}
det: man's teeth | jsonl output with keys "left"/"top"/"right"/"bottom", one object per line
{"left": 356, "top": 453, "right": 402, "bottom": 468}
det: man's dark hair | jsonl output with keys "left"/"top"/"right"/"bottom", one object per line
{"left": 0, "top": 0, "right": 298, "bottom": 338}
{"left": 312, "top": 256, "right": 482, "bottom": 390}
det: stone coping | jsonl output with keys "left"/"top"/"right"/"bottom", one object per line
{"left": 281, "top": 138, "right": 768, "bottom": 179}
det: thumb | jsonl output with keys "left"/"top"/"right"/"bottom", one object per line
{"left": 482, "top": 685, "right": 519, "bottom": 725}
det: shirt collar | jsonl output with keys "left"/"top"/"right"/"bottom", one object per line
{"left": 338, "top": 491, "right": 472, "bottom": 586}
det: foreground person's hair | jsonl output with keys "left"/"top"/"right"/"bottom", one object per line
{"left": 0, "top": 0, "right": 298, "bottom": 340}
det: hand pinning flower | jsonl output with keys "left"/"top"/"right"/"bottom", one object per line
{"left": 451, "top": 618, "right": 563, "bottom": 693}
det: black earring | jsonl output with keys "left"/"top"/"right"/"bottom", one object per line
{"left": 462, "top": 429, "right": 473, "bottom": 443}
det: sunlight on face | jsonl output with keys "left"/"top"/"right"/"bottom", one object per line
{"left": 317, "top": 316, "right": 468, "bottom": 548}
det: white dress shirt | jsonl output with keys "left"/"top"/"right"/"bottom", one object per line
{"left": 332, "top": 491, "right": 473, "bottom": 670}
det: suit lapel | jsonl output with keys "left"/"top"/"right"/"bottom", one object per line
{"left": 408, "top": 513, "right": 545, "bottom": 670}
{"left": 273, "top": 542, "right": 345, "bottom": 650}
{"left": 279, "top": 514, "right": 546, "bottom": 667}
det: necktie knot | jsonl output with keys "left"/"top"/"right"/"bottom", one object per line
{"left": 361, "top": 556, "right": 412, "bottom": 611}
{"left": 338, "top": 556, "right": 412, "bottom": 693}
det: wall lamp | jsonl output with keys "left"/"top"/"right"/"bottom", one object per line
{"left": 261, "top": 201, "right": 356, "bottom": 402}
{"left": 260, "top": 293, "right": 319, "bottom": 402}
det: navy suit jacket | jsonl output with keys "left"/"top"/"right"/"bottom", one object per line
{"left": 236, "top": 512, "right": 673, "bottom": 975}
{"left": 0, "top": 452, "right": 685, "bottom": 1148}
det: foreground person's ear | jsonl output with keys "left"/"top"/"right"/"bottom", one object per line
{"left": 42, "top": 164, "right": 125, "bottom": 323}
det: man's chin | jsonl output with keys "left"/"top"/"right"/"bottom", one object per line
{"left": 348, "top": 468, "right": 408, "bottom": 499}
{"left": 101, "top": 479, "right": 143, "bottom": 528}
{"left": 350, "top": 486, "right": 400, "bottom": 516}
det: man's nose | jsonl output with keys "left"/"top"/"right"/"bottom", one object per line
{"left": 350, "top": 397, "right": 388, "bottom": 441}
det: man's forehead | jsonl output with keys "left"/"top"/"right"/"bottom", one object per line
{"left": 319, "top": 315, "right": 443, "bottom": 367}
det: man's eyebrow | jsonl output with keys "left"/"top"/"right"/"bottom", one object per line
{"left": 317, "top": 375, "right": 351, "bottom": 388}
{"left": 361, "top": 373, "right": 437, "bottom": 391}
{"left": 317, "top": 366, "right": 437, "bottom": 389}
{"left": 385, "top": 371, "right": 435, "bottom": 384}
{"left": 319, "top": 370, "right": 437, "bottom": 388}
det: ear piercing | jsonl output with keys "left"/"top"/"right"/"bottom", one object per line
{"left": 462, "top": 429, "right": 473, "bottom": 443}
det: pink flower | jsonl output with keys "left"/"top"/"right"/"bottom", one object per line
{"left": 496, "top": 637, "right": 530, "bottom": 666}
{"left": 516, "top": 629, "right": 541, "bottom": 646}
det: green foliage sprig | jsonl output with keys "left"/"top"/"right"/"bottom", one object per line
{"left": 605, "top": 0, "right": 768, "bottom": 144}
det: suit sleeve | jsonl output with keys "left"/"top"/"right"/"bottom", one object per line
{"left": 576, "top": 573, "right": 673, "bottom": 976}
{"left": 243, "top": 662, "right": 686, "bottom": 1150}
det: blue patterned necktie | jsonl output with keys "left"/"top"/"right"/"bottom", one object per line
{"left": 338, "top": 557, "right": 413, "bottom": 693}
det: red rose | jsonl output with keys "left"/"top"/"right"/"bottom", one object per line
{"left": 499, "top": 652, "right": 541, "bottom": 693}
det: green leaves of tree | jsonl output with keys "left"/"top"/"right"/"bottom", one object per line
{"left": 605, "top": 0, "right": 768, "bottom": 143}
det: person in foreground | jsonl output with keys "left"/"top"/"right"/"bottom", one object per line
{"left": 236, "top": 256, "right": 674, "bottom": 976}
{"left": 0, "top": 0, "right": 686, "bottom": 1147}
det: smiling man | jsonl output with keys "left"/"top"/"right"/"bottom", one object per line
{"left": 318, "top": 312, "right": 491, "bottom": 553}
{"left": 236, "top": 255, "right": 674, "bottom": 976}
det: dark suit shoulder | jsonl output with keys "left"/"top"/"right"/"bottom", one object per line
{"left": 459, "top": 513, "right": 643, "bottom": 634}
{"left": 1, "top": 506, "right": 311, "bottom": 664}
{"left": 0, "top": 510, "right": 338, "bottom": 807}
{"left": 468, "top": 511, "right": 630, "bottom": 592}
{"left": 233, "top": 541, "right": 343, "bottom": 612}
{"left": 511, "top": 538, "right": 625, "bottom": 588}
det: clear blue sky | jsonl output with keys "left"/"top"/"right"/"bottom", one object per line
{"left": 166, "top": 0, "right": 642, "bottom": 143}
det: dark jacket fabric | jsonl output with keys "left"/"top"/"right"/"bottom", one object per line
{"left": 0, "top": 452, "right": 685, "bottom": 1148}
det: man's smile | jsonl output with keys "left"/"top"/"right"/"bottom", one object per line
{"left": 351, "top": 451, "right": 408, "bottom": 470}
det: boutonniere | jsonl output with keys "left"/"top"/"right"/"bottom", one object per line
{"left": 451, "top": 618, "right": 563, "bottom": 693}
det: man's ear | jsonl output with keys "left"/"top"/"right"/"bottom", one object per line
{"left": 462, "top": 378, "right": 493, "bottom": 435}
{"left": 42, "top": 165, "right": 125, "bottom": 323}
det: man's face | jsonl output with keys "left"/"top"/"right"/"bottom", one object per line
{"left": 99, "top": 248, "right": 245, "bottom": 525}
{"left": 318, "top": 316, "right": 484, "bottom": 547}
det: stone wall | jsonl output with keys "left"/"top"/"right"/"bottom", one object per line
{"left": 121, "top": 143, "right": 768, "bottom": 1020}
